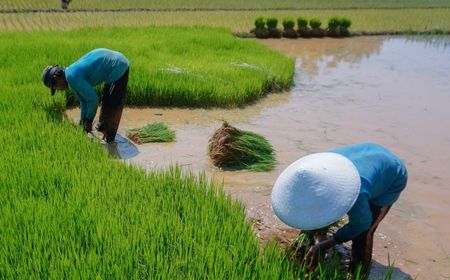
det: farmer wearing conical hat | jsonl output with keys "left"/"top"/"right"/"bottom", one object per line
{"left": 271, "top": 142, "right": 408, "bottom": 275}
{"left": 42, "top": 48, "right": 130, "bottom": 143}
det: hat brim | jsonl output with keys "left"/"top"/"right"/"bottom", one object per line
{"left": 271, "top": 152, "right": 361, "bottom": 230}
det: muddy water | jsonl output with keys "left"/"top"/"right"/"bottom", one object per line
{"left": 65, "top": 36, "right": 450, "bottom": 279}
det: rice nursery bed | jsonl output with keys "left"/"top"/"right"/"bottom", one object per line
{"left": 1, "top": 27, "right": 294, "bottom": 108}
{"left": 127, "top": 122, "right": 175, "bottom": 144}
{"left": 0, "top": 26, "right": 371, "bottom": 279}
{"left": 209, "top": 122, "right": 275, "bottom": 172}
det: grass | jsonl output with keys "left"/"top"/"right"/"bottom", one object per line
{"left": 0, "top": 27, "right": 294, "bottom": 108}
{"left": 1, "top": 0, "right": 450, "bottom": 10}
{"left": 1, "top": 9, "right": 450, "bottom": 33}
{"left": 208, "top": 122, "right": 276, "bottom": 172}
{"left": 127, "top": 122, "right": 176, "bottom": 144}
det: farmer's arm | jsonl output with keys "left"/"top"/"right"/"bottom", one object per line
{"left": 74, "top": 90, "right": 88, "bottom": 123}
{"left": 67, "top": 74, "right": 99, "bottom": 124}
{"left": 305, "top": 194, "right": 372, "bottom": 271}
{"left": 333, "top": 193, "right": 372, "bottom": 244}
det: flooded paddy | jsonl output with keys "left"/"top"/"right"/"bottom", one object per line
{"left": 66, "top": 36, "right": 450, "bottom": 279}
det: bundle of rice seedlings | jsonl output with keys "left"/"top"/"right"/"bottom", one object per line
{"left": 126, "top": 122, "right": 175, "bottom": 144}
{"left": 286, "top": 222, "right": 346, "bottom": 270}
{"left": 208, "top": 122, "right": 275, "bottom": 172}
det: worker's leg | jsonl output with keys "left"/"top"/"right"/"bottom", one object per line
{"left": 98, "top": 68, "right": 129, "bottom": 142}
{"left": 350, "top": 204, "right": 391, "bottom": 275}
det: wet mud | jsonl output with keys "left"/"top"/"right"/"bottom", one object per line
{"left": 65, "top": 36, "right": 450, "bottom": 279}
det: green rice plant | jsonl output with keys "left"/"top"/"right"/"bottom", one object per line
{"left": 282, "top": 18, "right": 296, "bottom": 29}
{"left": 309, "top": 17, "right": 324, "bottom": 37}
{"left": 266, "top": 17, "right": 278, "bottom": 29}
{"left": 208, "top": 122, "right": 275, "bottom": 172}
{"left": 126, "top": 122, "right": 175, "bottom": 144}
{"left": 309, "top": 17, "right": 323, "bottom": 29}
{"left": 21, "top": 27, "right": 293, "bottom": 108}
{"left": 341, "top": 17, "right": 352, "bottom": 28}
{"left": 282, "top": 17, "right": 298, "bottom": 38}
{"left": 254, "top": 17, "right": 265, "bottom": 29}
{"left": 327, "top": 16, "right": 343, "bottom": 37}
{"left": 266, "top": 17, "right": 282, "bottom": 38}
{"left": 328, "top": 16, "right": 342, "bottom": 29}
{"left": 296, "top": 17, "right": 310, "bottom": 37}
{"left": 297, "top": 17, "right": 309, "bottom": 28}
{"left": 340, "top": 17, "right": 352, "bottom": 36}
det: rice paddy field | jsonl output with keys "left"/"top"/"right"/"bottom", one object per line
{"left": 1, "top": 9, "right": 450, "bottom": 33}
{"left": 1, "top": 0, "right": 448, "bottom": 278}
{"left": 3, "top": 27, "right": 293, "bottom": 108}
{"left": 0, "top": 24, "right": 363, "bottom": 279}
{"left": 2, "top": 0, "right": 450, "bottom": 10}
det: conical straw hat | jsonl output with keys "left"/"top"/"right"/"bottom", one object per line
{"left": 271, "top": 152, "right": 361, "bottom": 230}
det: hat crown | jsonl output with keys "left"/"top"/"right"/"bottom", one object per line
{"left": 271, "top": 152, "right": 361, "bottom": 230}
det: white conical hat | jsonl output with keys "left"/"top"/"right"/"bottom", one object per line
{"left": 271, "top": 152, "right": 361, "bottom": 230}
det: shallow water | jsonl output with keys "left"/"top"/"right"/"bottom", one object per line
{"left": 66, "top": 36, "right": 450, "bottom": 279}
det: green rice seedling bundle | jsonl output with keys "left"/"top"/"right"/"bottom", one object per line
{"left": 297, "top": 17, "right": 310, "bottom": 37}
{"left": 266, "top": 17, "right": 282, "bottom": 38}
{"left": 282, "top": 18, "right": 298, "bottom": 38}
{"left": 127, "top": 122, "right": 175, "bottom": 144}
{"left": 208, "top": 122, "right": 275, "bottom": 172}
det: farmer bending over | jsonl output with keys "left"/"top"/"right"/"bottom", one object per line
{"left": 271, "top": 142, "right": 408, "bottom": 275}
{"left": 42, "top": 48, "right": 130, "bottom": 143}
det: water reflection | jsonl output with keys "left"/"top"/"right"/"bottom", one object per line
{"left": 259, "top": 37, "right": 385, "bottom": 75}
{"left": 104, "top": 134, "right": 139, "bottom": 159}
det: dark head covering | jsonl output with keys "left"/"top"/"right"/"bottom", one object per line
{"left": 41, "top": 65, "right": 65, "bottom": 96}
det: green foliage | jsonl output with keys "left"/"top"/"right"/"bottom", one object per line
{"left": 328, "top": 16, "right": 343, "bottom": 28}
{"left": 44, "top": 27, "right": 293, "bottom": 108}
{"left": 297, "top": 17, "right": 309, "bottom": 27}
{"left": 266, "top": 17, "right": 278, "bottom": 29}
{"left": 127, "top": 122, "right": 175, "bottom": 143}
{"left": 282, "top": 18, "right": 295, "bottom": 29}
{"left": 341, "top": 17, "right": 352, "bottom": 28}
{"left": 310, "top": 17, "right": 322, "bottom": 28}
{"left": 254, "top": 17, "right": 265, "bottom": 29}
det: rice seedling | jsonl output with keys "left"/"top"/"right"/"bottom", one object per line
{"left": 309, "top": 17, "right": 324, "bottom": 37}
{"left": 208, "top": 122, "right": 275, "bottom": 172}
{"left": 327, "top": 16, "right": 343, "bottom": 37}
{"left": 340, "top": 17, "right": 352, "bottom": 36}
{"left": 282, "top": 17, "right": 298, "bottom": 38}
{"left": 126, "top": 122, "right": 175, "bottom": 144}
{"left": 297, "top": 17, "right": 310, "bottom": 37}
{"left": 254, "top": 17, "right": 269, "bottom": 38}
{"left": 266, "top": 17, "right": 282, "bottom": 38}
{"left": 1, "top": 27, "right": 293, "bottom": 108}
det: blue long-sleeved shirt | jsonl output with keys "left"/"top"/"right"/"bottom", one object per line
{"left": 65, "top": 48, "right": 130, "bottom": 122}
{"left": 330, "top": 143, "right": 408, "bottom": 243}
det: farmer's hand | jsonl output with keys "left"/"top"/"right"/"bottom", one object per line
{"left": 83, "top": 121, "right": 93, "bottom": 133}
{"left": 305, "top": 244, "right": 320, "bottom": 271}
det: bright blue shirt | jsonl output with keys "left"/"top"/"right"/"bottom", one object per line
{"left": 65, "top": 48, "right": 130, "bottom": 122}
{"left": 330, "top": 143, "right": 408, "bottom": 243}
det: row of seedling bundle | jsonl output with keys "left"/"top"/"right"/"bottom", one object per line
{"left": 253, "top": 16, "right": 352, "bottom": 39}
